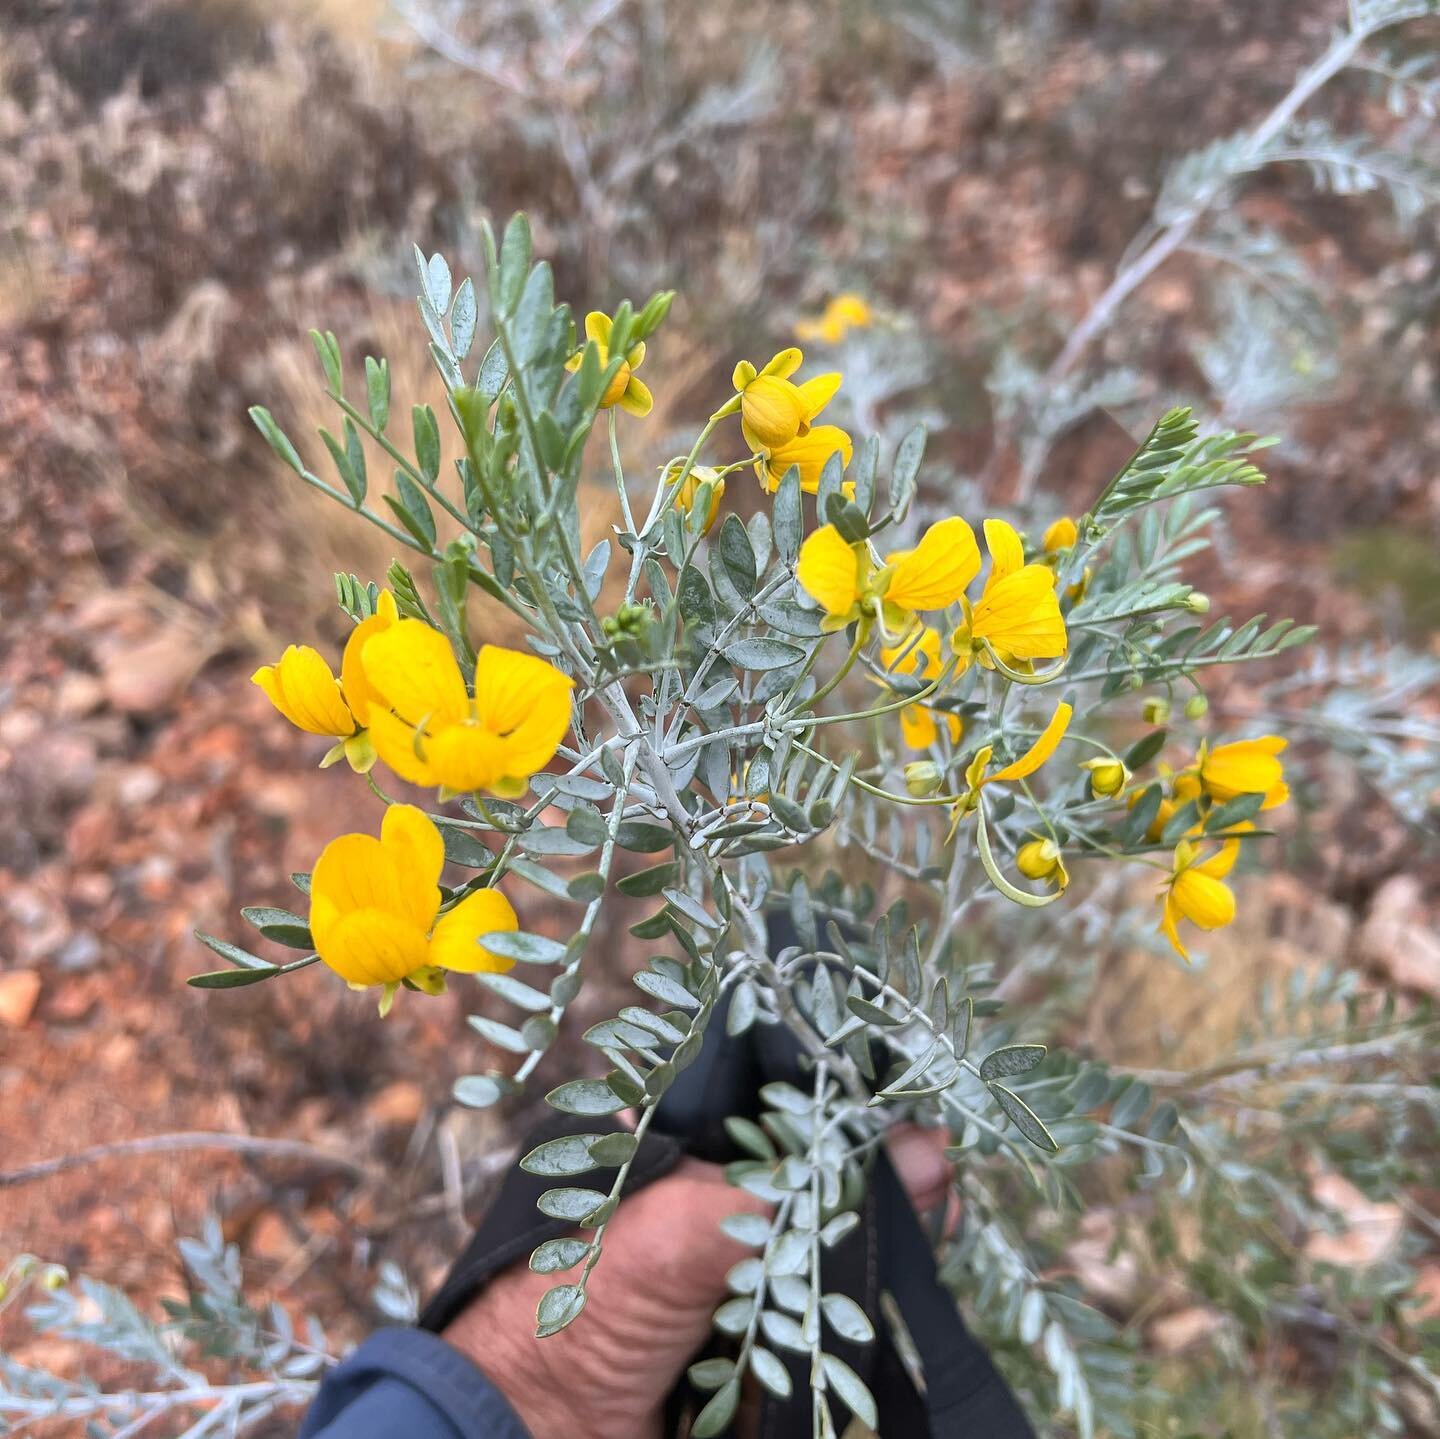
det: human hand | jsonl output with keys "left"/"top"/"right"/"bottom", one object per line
{"left": 443, "top": 1127, "right": 953, "bottom": 1439}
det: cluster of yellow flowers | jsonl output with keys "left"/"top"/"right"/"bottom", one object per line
{"left": 253, "top": 595, "right": 573, "bottom": 1002}
{"left": 798, "top": 514, "right": 1069, "bottom": 671}
{"left": 250, "top": 305, "right": 1287, "bottom": 998}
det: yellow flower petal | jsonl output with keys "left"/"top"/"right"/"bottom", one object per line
{"left": 795, "top": 371, "right": 841, "bottom": 423}
{"left": 757, "top": 425, "right": 853, "bottom": 494}
{"left": 367, "top": 708, "right": 441, "bottom": 788}
{"left": 618, "top": 375, "right": 654, "bottom": 417}
{"left": 254, "top": 645, "right": 354, "bottom": 737}
{"left": 323, "top": 909, "right": 433, "bottom": 987}
{"left": 796, "top": 525, "right": 865, "bottom": 619}
{"left": 1043, "top": 516, "right": 1078, "bottom": 552}
{"left": 426, "top": 724, "right": 509, "bottom": 793}
{"left": 339, "top": 601, "right": 399, "bottom": 728}
{"left": 1199, "top": 737, "right": 1288, "bottom": 807}
{"left": 970, "top": 565, "right": 1068, "bottom": 659}
{"left": 880, "top": 625, "right": 944, "bottom": 681}
{"left": 759, "top": 347, "right": 803, "bottom": 380}
{"left": 989, "top": 701, "right": 1072, "bottom": 784}
{"left": 429, "top": 887, "right": 519, "bottom": 974}
{"left": 901, "top": 704, "right": 938, "bottom": 750}
{"left": 1170, "top": 865, "right": 1236, "bottom": 931}
{"left": 741, "top": 375, "right": 807, "bottom": 451}
{"left": 1160, "top": 892, "right": 1190, "bottom": 961}
{"left": 982, "top": 518, "right": 1025, "bottom": 586}
{"left": 361, "top": 620, "right": 471, "bottom": 728}
{"left": 885, "top": 517, "right": 981, "bottom": 613}
{"left": 1195, "top": 838, "right": 1241, "bottom": 879}
{"left": 473, "top": 646, "right": 574, "bottom": 788}
{"left": 380, "top": 803, "right": 446, "bottom": 932}
{"left": 626, "top": 340, "right": 646, "bottom": 370}
{"left": 584, "top": 311, "right": 612, "bottom": 346}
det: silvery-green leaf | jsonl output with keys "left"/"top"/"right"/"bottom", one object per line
{"left": 688, "top": 1357, "right": 735, "bottom": 1391}
{"left": 482, "top": 931, "right": 568, "bottom": 965}
{"left": 979, "top": 1044, "right": 1047, "bottom": 1081}
{"left": 727, "top": 980, "right": 759, "bottom": 1035}
{"left": 766, "top": 1229, "right": 809, "bottom": 1276}
{"left": 535, "top": 1283, "right": 585, "bottom": 1337}
{"left": 520, "top": 1135, "right": 603, "bottom": 1176}
{"left": 760, "top": 1309, "right": 807, "bottom": 1353}
{"left": 822, "top": 1354, "right": 877, "bottom": 1429}
{"left": 537, "top": 1187, "right": 609, "bottom": 1223}
{"left": 692, "top": 1380, "right": 739, "bottom": 1438}
{"left": 546, "top": 1079, "right": 625, "bottom": 1116}
{"left": 821, "top": 1293, "right": 874, "bottom": 1344}
{"left": 467, "top": 1015, "right": 529, "bottom": 1053}
{"left": 726, "top": 639, "right": 805, "bottom": 672}
{"left": 768, "top": 1274, "right": 809, "bottom": 1313}
{"left": 530, "top": 1238, "right": 590, "bottom": 1274}
{"left": 726, "top": 1257, "right": 763, "bottom": 1294}
{"left": 453, "top": 1073, "right": 512, "bottom": 1108}
{"left": 720, "top": 1212, "right": 772, "bottom": 1247}
{"left": 989, "top": 1083, "right": 1059, "bottom": 1152}
{"left": 713, "top": 1297, "right": 755, "bottom": 1334}
{"left": 633, "top": 970, "right": 700, "bottom": 1010}
{"left": 819, "top": 1212, "right": 859, "bottom": 1248}
{"left": 450, "top": 276, "right": 477, "bottom": 360}
{"left": 476, "top": 972, "right": 552, "bottom": 1012}
{"left": 750, "top": 1346, "right": 793, "bottom": 1398}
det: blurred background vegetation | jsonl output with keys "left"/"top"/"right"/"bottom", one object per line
{"left": 1, "top": 1, "right": 1437, "bottom": 1434}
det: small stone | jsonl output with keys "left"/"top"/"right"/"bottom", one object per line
{"left": 1149, "top": 1305, "right": 1223, "bottom": 1355}
{"left": 116, "top": 766, "right": 163, "bottom": 807}
{"left": 1304, "top": 1168, "right": 1404, "bottom": 1268}
{"left": 55, "top": 673, "right": 105, "bottom": 718}
{"left": 0, "top": 970, "right": 42, "bottom": 1027}
{"left": 366, "top": 1079, "right": 425, "bottom": 1128}
{"left": 99, "top": 632, "right": 207, "bottom": 715}
{"left": 55, "top": 931, "right": 102, "bottom": 971}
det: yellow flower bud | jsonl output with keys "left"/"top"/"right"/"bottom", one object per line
{"left": 670, "top": 463, "right": 724, "bottom": 534}
{"left": 1016, "top": 838, "right": 1069, "bottom": 890}
{"left": 740, "top": 375, "right": 807, "bottom": 451}
{"left": 1043, "top": 516, "right": 1078, "bottom": 553}
{"left": 1186, "top": 592, "right": 1211, "bottom": 614}
{"left": 1184, "top": 694, "right": 1208, "bottom": 719}
{"left": 600, "top": 360, "right": 633, "bottom": 408}
{"left": 1081, "top": 757, "right": 1130, "bottom": 797}
{"left": 1142, "top": 697, "right": 1171, "bottom": 725}
{"left": 904, "top": 760, "right": 944, "bottom": 796}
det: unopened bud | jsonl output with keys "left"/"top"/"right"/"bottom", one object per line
{"left": 1185, "top": 591, "right": 1211, "bottom": 614}
{"left": 1016, "top": 838, "right": 1068, "bottom": 890}
{"left": 40, "top": 1265, "right": 67, "bottom": 1291}
{"left": 1081, "top": 757, "right": 1130, "bottom": 797}
{"left": 904, "top": 761, "right": 943, "bottom": 797}
{"left": 1184, "top": 694, "right": 1208, "bottom": 719}
{"left": 1142, "top": 697, "right": 1170, "bottom": 725}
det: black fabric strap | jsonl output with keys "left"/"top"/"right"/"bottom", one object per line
{"left": 417, "top": 908, "right": 1036, "bottom": 1437}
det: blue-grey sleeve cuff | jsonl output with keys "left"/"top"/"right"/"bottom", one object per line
{"left": 299, "top": 1327, "right": 531, "bottom": 1439}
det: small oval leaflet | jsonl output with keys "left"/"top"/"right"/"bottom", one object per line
{"left": 535, "top": 1283, "right": 585, "bottom": 1338}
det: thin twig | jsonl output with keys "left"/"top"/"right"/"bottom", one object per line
{"left": 0, "top": 1132, "right": 380, "bottom": 1190}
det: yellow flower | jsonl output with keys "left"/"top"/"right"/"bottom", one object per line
{"left": 363, "top": 621, "right": 574, "bottom": 798}
{"left": 253, "top": 592, "right": 399, "bottom": 770}
{"left": 1160, "top": 837, "right": 1240, "bottom": 961}
{"left": 730, "top": 349, "right": 842, "bottom": 452}
{"left": 965, "top": 520, "right": 1068, "bottom": 665}
{"left": 567, "top": 311, "right": 653, "bottom": 417}
{"left": 1016, "top": 837, "right": 1069, "bottom": 891}
{"left": 903, "top": 760, "right": 943, "bottom": 796}
{"left": 1196, "top": 736, "right": 1289, "bottom": 810}
{"left": 309, "top": 803, "right": 518, "bottom": 992}
{"left": 1080, "top": 756, "right": 1130, "bottom": 797}
{"left": 1043, "top": 516, "right": 1078, "bottom": 553}
{"left": 796, "top": 517, "right": 980, "bottom": 633}
{"left": 795, "top": 293, "right": 873, "bottom": 345}
{"left": 957, "top": 701, "right": 1073, "bottom": 809}
{"left": 755, "top": 425, "right": 854, "bottom": 495}
{"left": 669, "top": 462, "right": 725, "bottom": 533}
{"left": 879, "top": 626, "right": 963, "bottom": 749}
